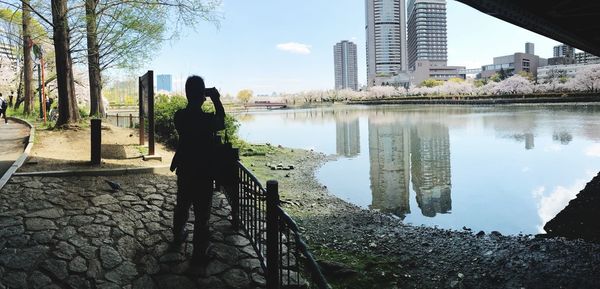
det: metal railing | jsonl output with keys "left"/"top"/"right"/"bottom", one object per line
{"left": 222, "top": 162, "right": 331, "bottom": 289}
{"left": 104, "top": 113, "right": 139, "bottom": 128}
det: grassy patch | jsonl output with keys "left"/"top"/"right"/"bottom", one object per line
{"left": 313, "top": 246, "right": 407, "bottom": 289}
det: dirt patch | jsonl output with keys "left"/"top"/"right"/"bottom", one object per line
{"left": 19, "top": 122, "right": 174, "bottom": 172}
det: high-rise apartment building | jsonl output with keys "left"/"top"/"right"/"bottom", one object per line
{"left": 407, "top": 0, "right": 447, "bottom": 70}
{"left": 334, "top": 40, "right": 358, "bottom": 90}
{"left": 553, "top": 44, "right": 574, "bottom": 58}
{"left": 365, "top": 0, "right": 408, "bottom": 86}
{"left": 156, "top": 74, "right": 172, "bottom": 92}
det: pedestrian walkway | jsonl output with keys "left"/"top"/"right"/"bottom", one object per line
{"left": 0, "top": 174, "right": 266, "bottom": 289}
{"left": 0, "top": 120, "right": 29, "bottom": 177}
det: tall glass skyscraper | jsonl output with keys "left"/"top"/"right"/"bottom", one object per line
{"left": 365, "top": 0, "right": 408, "bottom": 86}
{"left": 334, "top": 40, "right": 358, "bottom": 90}
{"left": 407, "top": 0, "right": 448, "bottom": 70}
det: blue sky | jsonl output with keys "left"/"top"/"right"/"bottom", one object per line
{"left": 139, "top": 0, "right": 563, "bottom": 95}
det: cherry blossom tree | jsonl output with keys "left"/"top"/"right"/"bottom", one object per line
{"left": 492, "top": 75, "right": 534, "bottom": 95}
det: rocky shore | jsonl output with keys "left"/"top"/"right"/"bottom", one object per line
{"left": 241, "top": 145, "right": 600, "bottom": 289}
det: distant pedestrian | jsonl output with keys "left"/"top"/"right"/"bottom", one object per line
{"left": 170, "top": 75, "right": 225, "bottom": 266}
{"left": 0, "top": 94, "right": 7, "bottom": 124}
{"left": 8, "top": 91, "right": 13, "bottom": 107}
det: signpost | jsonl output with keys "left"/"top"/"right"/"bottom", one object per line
{"left": 139, "top": 70, "right": 161, "bottom": 161}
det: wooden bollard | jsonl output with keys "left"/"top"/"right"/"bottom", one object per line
{"left": 91, "top": 119, "right": 101, "bottom": 165}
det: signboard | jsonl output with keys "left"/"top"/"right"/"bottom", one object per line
{"left": 138, "top": 70, "right": 155, "bottom": 155}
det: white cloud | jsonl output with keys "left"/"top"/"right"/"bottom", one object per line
{"left": 584, "top": 144, "right": 600, "bottom": 157}
{"left": 532, "top": 177, "right": 590, "bottom": 233}
{"left": 276, "top": 42, "right": 312, "bottom": 54}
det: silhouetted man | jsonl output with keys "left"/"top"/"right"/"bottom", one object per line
{"left": 170, "top": 75, "right": 225, "bottom": 265}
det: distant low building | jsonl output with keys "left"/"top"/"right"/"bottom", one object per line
{"left": 574, "top": 52, "right": 600, "bottom": 64}
{"left": 547, "top": 56, "right": 576, "bottom": 66}
{"left": 410, "top": 60, "right": 465, "bottom": 85}
{"left": 538, "top": 63, "right": 595, "bottom": 82}
{"left": 479, "top": 43, "right": 544, "bottom": 79}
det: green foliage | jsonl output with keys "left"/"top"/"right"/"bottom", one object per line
{"left": 490, "top": 73, "right": 502, "bottom": 83}
{"left": 154, "top": 94, "right": 187, "bottom": 148}
{"left": 419, "top": 78, "right": 443, "bottom": 88}
{"left": 474, "top": 79, "right": 487, "bottom": 87}
{"left": 517, "top": 71, "right": 534, "bottom": 81}
{"left": 79, "top": 106, "right": 90, "bottom": 118}
{"left": 154, "top": 94, "right": 241, "bottom": 149}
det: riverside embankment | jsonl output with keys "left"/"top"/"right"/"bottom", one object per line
{"left": 241, "top": 144, "right": 600, "bottom": 289}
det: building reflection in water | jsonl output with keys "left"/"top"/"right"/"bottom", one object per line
{"left": 335, "top": 118, "right": 360, "bottom": 157}
{"left": 411, "top": 123, "right": 452, "bottom": 217}
{"left": 368, "top": 120, "right": 452, "bottom": 218}
{"left": 368, "top": 120, "right": 411, "bottom": 218}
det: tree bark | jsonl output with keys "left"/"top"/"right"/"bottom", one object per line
{"left": 14, "top": 67, "right": 23, "bottom": 109}
{"left": 52, "top": 0, "right": 80, "bottom": 126}
{"left": 22, "top": 0, "right": 34, "bottom": 114}
{"left": 85, "top": 0, "right": 104, "bottom": 117}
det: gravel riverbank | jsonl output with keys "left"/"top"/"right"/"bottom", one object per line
{"left": 241, "top": 145, "right": 600, "bottom": 289}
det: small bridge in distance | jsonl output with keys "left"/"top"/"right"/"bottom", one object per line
{"left": 244, "top": 101, "right": 287, "bottom": 109}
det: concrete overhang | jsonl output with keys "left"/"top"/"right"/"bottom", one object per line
{"left": 456, "top": 0, "right": 600, "bottom": 56}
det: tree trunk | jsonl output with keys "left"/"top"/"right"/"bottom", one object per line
{"left": 85, "top": 0, "right": 104, "bottom": 117}
{"left": 14, "top": 67, "right": 23, "bottom": 109}
{"left": 22, "top": 0, "right": 34, "bottom": 114}
{"left": 52, "top": 0, "right": 80, "bottom": 126}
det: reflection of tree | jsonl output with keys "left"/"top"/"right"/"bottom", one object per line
{"left": 368, "top": 120, "right": 411, "bottom": 218}
{"left": 411, "top": 123, "right": 452, "bottom": 217}
{"left": 553, "top": 131, "right": 573, "bottom": 145}
{"left": 336, "top": 118, "right": 360, "bottom": 157}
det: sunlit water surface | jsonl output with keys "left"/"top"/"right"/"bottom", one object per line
{"left": 238, "top": 104, "right": 600, "bottom": 235}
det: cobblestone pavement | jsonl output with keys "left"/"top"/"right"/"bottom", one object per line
{"left": 0, "top": 174, "right": 266, "bottom": 289}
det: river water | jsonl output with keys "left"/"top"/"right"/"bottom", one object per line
{"left": 238, "top": 104, "right": 600, "bottom": 235}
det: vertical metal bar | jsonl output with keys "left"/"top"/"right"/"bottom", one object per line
{"left": 266, "top": 180, "right": 280, "bottom": 289}
{"left": 116, "top": 113, "right": 119, "bottom": 126}
{"left": 138, "top": 76, "right": 145, "bottom": 145}
{"left": 148, "top": 70, "right": 155, "bottom": 155}
{"left": 129, "top": 113, "right": 133, "bottom": 128}
{"left": 91, "top": 119, "right": 101, "bottom": 165}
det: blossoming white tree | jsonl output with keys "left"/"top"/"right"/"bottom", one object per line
{"left": 570, "top": 64, "right": 600, "bottom": 92}
{"left": 492, "top": 75, "right": 534, "bottom": 95}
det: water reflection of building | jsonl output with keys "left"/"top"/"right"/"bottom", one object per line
{"left": 336, "top": 118, "right": 360, "bottom": 157}
{"left": 525, "top": 133, "right": 535, "bottom": 150}
{"left": 368, "top": 119, "right": 452, "bottom": 218}
{"left": 410, "top": 124, "right": 452, "bottom": 217}
{"left": 368, "top": 120, "right": 411, "bottom": 218}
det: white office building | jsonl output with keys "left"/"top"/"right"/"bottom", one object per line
{"left": 365, "top": 0, "right": 409, "bottom": 87}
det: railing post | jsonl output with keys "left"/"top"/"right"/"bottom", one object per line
{"left": 129, "top": 113, "right": 133, "bottom": 128}
{"left": 266, "top": 180, "right": 280, "bottom": 289}
{"left": 91, "top": 119, "right": 101, "bottom": 165}
{"left": 116, "top": 113, "right": 119, "bottom": 127}
{"left": 229, "top": 152, "right": 240, "bottom": 229}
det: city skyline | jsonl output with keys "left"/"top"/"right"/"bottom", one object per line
{"left": 140, "top": 0, "right": 565, "bottom": 95}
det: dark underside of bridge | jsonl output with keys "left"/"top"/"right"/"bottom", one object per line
{"left": 456, "top": 0, "right": 600, "bottom": 56}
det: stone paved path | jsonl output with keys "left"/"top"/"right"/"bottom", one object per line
{"left": 0, "top": 174, "right": 266, "bottom": 289}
